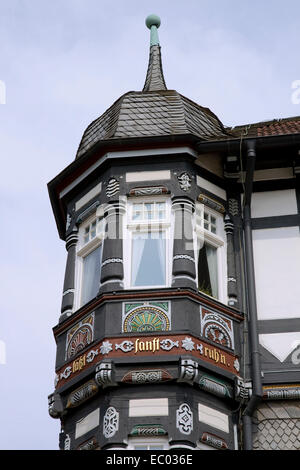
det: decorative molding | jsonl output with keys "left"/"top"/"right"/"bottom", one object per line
{"left": 234, "top": 359, "right": 240, "bottom": 372}
{"left": 66, "top": 380, "right": 98, "bottom": 409}
{"left": 106, "top": 178, "right": 120, "bottom": 198}
{"left": 53, "top": 289, "right": 244, "bottom": 338}
{"left": 65, "top": 312, "right": 94, "bottom": 361}
{"left": 129, "top": 186, "right": 169, "bottom": 197}
{"left": 66, "top": 213, "right": 72, "bottom": 231}
{"left": 176, "top": 403, "right": 193, "bottom": 435}
{"left": 160, "top": 339, "right": 179, "bottom": 351}
{"left": 262, "top": 384, "right": 300, "bottom": 400}
{"left": 64, "top": 434, "right": 71, "bottom": 450}
{"left": 178, "top": 358, "right": 198, "bottom": 385}
{"left": 103, "top": 407, "right": 119, "bottom": 439}
{"left": 200, "top": 307, "right": 234, "bottom": 350}
{"left": 178, "top": 172, "right": 192, "bottom": 191}
{"left": 201, "top": 432, "right": 228, "bottom": 450}
{"left": 234, "top": 377, "right": 252, "bottom": 401}
{"left": 101, "top": 258, "right": 123, "bottom": 267}
{"left": 77, "top": 437, "right": 99, "bottom": 450}
{"left": 182, "top": 337, "right": 195, "bottom": 352}
{"left": 121, "top": 369, "right": 173, "bottom": 384}
{"left": 198, "top": 374, "right": 233, "bottom": 399}
{"left": 115, "top": 340, "right": 134, "bottom": 353}
{"left": 48, "top": 392, "right": 64, "bottom": 418}
{"left": 76, "top": 201, "right": 100, "bottom": 224}
{"left": 62, "top": 288, "right": 75, "bottom": 297}
{"left": 198, "top": 194, "right": 225, "bottom": 214}
{"left": 130, "top": 425, "right": 167, "bottom": 437}
{"left": 95, "top": 361, "right": 116, "bottom": 388}
{"left": 55, "top": 334, "right": 240, "bottom": 389}
{"left": 122, "top": 302, "right": 171, "bottom": 333}
{"left": 100, "top": 341, "right": 113, "bottom": 355}
{"left": 173, "top": 254, "right": 195, "bottom": 262}
{"left": 228, "top": 198, "right": 239, "bottom": 217}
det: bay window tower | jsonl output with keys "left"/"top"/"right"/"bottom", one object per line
{"left": 48, "top": 15, "right": 300, "bottom": 451}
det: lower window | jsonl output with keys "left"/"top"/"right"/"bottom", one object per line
{"left": 127, "top": 437, "right": 169, "bottom": 450}
{"left": 131, "top": 231, "right": 166, "bottom": 287}
{"left": 81, "top": 244, "right": 102, "bottom": 305}
{"left": 197, "top": 242, "right": 218, "bottom": 298}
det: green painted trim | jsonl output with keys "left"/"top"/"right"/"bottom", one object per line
{"left": 150, "top": 25, "right": 160, "bottom": 46}
{"left": 130, "top": 424, "right": 167, "bottom": 436}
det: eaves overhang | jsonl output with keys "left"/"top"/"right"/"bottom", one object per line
{"left": 48, "top": 133, "right": 200, "bottom": 240}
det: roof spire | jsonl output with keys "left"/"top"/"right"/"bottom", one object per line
{"left": 142, "top": 14, "right": 167, "bottom": 92}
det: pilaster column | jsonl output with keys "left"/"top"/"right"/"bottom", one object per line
{"left": 99, "top": 200, "right": 125, "bottom": 293}
{"left": 60, "top": 230, "right": 78, "bottom": 318}
{"left": 224, "top": 214, "right": 238, "bottom": 308}
{"left": 172, "top": 197, "right": 197, "bottom": 290}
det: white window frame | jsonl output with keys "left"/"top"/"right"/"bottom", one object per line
{"left": 127, "top": 436, "right": 169, "bottom": 450}
{"left": 123, "top": 196, "right": 172, "bottom": 290}
{"left": 74, "top": 213, "right": 105, "bottom": 309}
{"left": 194, "top": 202, "right": 227, "bottom": 304}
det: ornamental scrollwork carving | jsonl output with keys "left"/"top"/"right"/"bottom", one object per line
{"left": 176, "top": 403, "right": 193, "bottom": 435}
{"left": 103, "top": 406, "right": 119, "bottom": 439}
{"left": 178, "top": 358, "right": 198, "bottom": 384}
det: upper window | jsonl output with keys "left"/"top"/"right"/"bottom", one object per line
{"left": 76, "top": 215, "right": 105, "bottom": 307}
{"left": 195, "top": 203, "right": 226, "bottom": 301}
{"left": 127, "top": 437, "right": 169, "bottom": 450}
{"left": 124, "top": 198, "right": 171, "bottom": 289}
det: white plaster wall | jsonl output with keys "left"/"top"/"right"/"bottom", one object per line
{"left": 253, "top": 227, "right": 300, "bottom": 320}
{"left": 251, "top": 189, "right": 298, "bottom": 218}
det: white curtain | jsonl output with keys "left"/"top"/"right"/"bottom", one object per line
{"left": 81, "top": 245, "right": 101, "bottom": 305}
{"left": 206, "top": 245, "right": 218, "bottom": 298}
{"left": 131, "top": 233, "right": 146, "bottom": 285}
{"left": 157, "top": 231, "right": 166, "bottom": 284}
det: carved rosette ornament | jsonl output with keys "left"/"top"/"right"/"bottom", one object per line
{"left": 176, "top": 403, "right": 193, "bottom": 435}
{"left": 103, "top": 406, "right": 119, "bottom": 439}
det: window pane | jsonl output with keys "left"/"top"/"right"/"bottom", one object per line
{"left": 149, "top": 445, "right": 164, "bottom": 450}
{"left": 134, "top": 445, "right": 148, "bottom": 450}
{"left": 131, "top": 232, "right": 166, "bottom": 286}
{"left": 198, "top": 243, "right": 218, "bottom": 298}
{"left": 81, "top": 245, "right": 101, "bottom": 305}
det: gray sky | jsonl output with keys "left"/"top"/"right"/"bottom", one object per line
{"left": 0, "top": 0, "right": 299, "bottom": 450}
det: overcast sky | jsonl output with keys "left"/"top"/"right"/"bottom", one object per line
{"left": 0, "top": 0, "right": 299, "bottom": 450}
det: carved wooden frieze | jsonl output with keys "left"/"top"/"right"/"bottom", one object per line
{"left": 201, "top": 432, "right": 228, "bottom": 450}
{"left": 55, "top": 333, "right": 239, "bottom": 389}
{"left": 263, "top": 384, "right": 300, "bottom": 400}
{"left": 121, "top": 368, "right": 173, "bottom": 384}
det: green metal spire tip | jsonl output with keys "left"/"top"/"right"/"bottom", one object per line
{"left": 145, "top": 14, "right": 161, "bottom": 29}
{"left": 145, "top": 14, "right": 161, "bottom": 47}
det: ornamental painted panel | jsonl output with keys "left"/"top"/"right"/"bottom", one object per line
{"left": 200, "top": 306, "right": 234, "bottom": 350}
{"left": 103, "top": 406, "right": 119, "bottom": 438}
{"left": 65, "top": 312, "right": 94, "bottom": 360}
{"left": 66, "top": 380, "right": 98, "bottom": 409}
{"left": 176, "top": 403, "right": 193, "bottom": 435}
{"left": 122, "top": 302, "right": 171, "bottom": 333}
